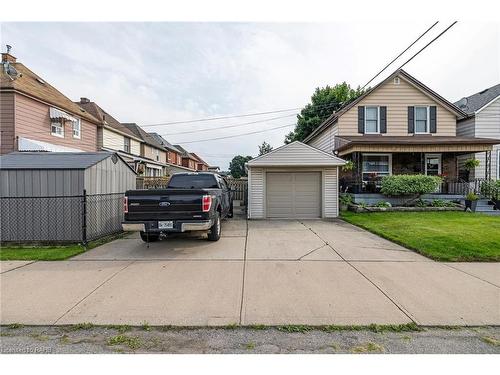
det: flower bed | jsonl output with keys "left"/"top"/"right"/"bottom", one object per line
{"left": 348, "top": 205, "right": 463, "bottom": 213}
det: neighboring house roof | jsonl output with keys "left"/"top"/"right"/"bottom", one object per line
{"left": 122, "top": 123, "right": 165, "bottom": 150}
{"left": 1, "top": 59, "right": 99, "bottom": 124}
{"left": 173, "top": 144, "right": 198, "bottom": 160}
{"left": 148, "top": 133, "right": 182, "bottom": 153}
{"left": 247, "top": 141, "right": 345, "bottom": 167}
{"left": 454, "top": 83, "right": 500, "bottom": 114}
{"left": 190, "top": 152, "right": 209, "bottom": 166}
{"left": 0, "top": 151, "right": 134, "bottom": 170}
{"left": 76, "top": 100, "right": 141, "bottom": 141}
{"left": 334, "top": 135, "right": 500, "bottom": 153}
{"left": 304, "top": 69, "right": 468, "bottom": 144}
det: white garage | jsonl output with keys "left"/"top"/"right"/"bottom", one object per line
{"left": 246, "top": 141, "right": 346, "bottom": 219}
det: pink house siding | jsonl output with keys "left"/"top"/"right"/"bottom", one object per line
{"left": 0, "top": 92, "right": 15, "bottom": 154}
{"left": 14, "top": 93, "right": 98, "bottom": 152}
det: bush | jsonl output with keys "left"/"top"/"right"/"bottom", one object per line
{"left": 415, "top": 199, "right": 428, "bottom": 207}
{"left": 339, "top": 194, "right": 353, "bottom": 205}
{"left": 465, "top": 192, "right": 479, "bottom": 201}
{"left": 480, "top": 180, "right": 500, "bottom": 200}
{"left": 380, "top": 175, "right": 442, "bottom": 196}
{"left": 374, "top": 201, "right": 392, "bottom": 208}
{"left": 464, "top": 158, "right": 480, "bottom": 171}
{"left": 431, "top": 199, "right": 454, "bottom": 207}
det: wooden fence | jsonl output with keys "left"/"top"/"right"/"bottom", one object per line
{"left": 226, "top": 178, "right": 248, "bottom": 204}
{"left": 136, "top": 176, "right": 170, "bottom": 189}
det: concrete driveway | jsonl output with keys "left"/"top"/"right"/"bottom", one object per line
{"left": 1, "top": 217, "right": 499, "bottom": 326}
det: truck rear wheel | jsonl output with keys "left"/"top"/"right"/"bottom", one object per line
{"left": 207, "top": 213, "right": 221, "bottom": 241}
{"left": 140, "top": 231, "right": 160, "bottom": 242}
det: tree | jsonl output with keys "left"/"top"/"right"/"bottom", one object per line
{"left": 285, "top": 83, "right": 365, "bottom": 143}
{"left": 229, "top": 155, "right": 253, "bottom": 178}
{"left": 258, "top": 141, "right": 273, "bottom": 156}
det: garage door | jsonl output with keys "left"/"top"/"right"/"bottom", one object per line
{"left": 266, "top": 172, "right": 321, "bottom": 218}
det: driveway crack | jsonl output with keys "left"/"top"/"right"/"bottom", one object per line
{"left": 238, "top": 218, "right": 249, "bottom": 325}
{"left": 52, "top": 260, "right": 136, "bottom": 325}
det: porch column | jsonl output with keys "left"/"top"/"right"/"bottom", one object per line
{"left": 485, "top": 150, "right": 491, "bottom": 180}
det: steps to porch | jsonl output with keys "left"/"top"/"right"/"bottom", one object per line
{"left": 461, "top": 199, "right": 500, "bottom": 215}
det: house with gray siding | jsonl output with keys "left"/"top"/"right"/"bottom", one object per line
{"left": 455, "top": 84, "right": 500, "bottom": 180}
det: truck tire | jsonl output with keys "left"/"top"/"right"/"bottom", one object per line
{"left": 207, "top": 212, "right": 221, "bottom": 241}
{"left": 140, "top": 231, "right": 160, "bottom": 242}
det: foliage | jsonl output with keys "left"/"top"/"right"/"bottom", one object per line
{"left": 480, "top": 180, "right": 500, "bottom": 200}
{"left": 339, "top": 194, "right": 353, "bottom": 205}
{"left": 258, "top": 141, "right": 273, "bottom": 156}
{"left": 284, "top": 83, "right": 365, "bottom": 143}
{"left": 357, "top": 202, "right": 368, "bottom": 208}
{"left": 374, "top": 201, "right": 392, "bottom": 208}
{"left": 415, "top": 199, "right": 428, "bottom": 207}
{"left": 341, "top": 211, "right": 500, "bottom": 261}
{"left": 341, "top": 160, "right": 354, "bottom": 172}
{"left": 464, "top": 158, "right": 480, "bottom": 171}
{"left": 380, "top": 175, "right": 442, "bottom": 196}
{"left": 465, "top": 192, "right": 479, "bottom": 201}
{"left": 431, "top": 199, "right": 455, "bottom": 207}
{"left": 229, "top": 155, "right": 253, "bottom": 178}
{"left": 107, "top": 335, "right": 142, "bottom": 350}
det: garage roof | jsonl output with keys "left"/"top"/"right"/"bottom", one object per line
{"left": 247, "top": 141, "right": 346, "bottom": 167}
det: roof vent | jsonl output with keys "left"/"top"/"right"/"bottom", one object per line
{"left": 479, "top": 89, "right": 488, "bottom": 95}
{"left": 80, "top": 97, "right": 90, "bottom": 104}
{"left": 456, "top": 97, "right": 468, "bottom": 109}
{"left": 394, "top": 77, "right": 400, "bottom": 85}
{"left": 36, "top": 77, "right": 45, "bottom": 84}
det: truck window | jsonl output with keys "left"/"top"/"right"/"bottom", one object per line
{"left": 168, "top": 174, "right": 219, "bottom": 189}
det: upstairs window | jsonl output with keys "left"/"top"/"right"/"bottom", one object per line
{"left": 415, "top": 106, "right": 429, "bottom": 133}
{"left": 365, "top": 106, "right": 379, "bottom": 134}
{"left": 155, "top": 149, "right": 160, "bottom": 161}
{"left": 124, "top": 137, "right": 131, "bottom": 153}
{"left": 51, "top": 119, "right": 64, "bottom": 137}
{"left": 72, "top": 118, "right": 81, "bottom": 139}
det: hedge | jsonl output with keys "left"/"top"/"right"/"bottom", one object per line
{"left": 380, "top": 175, "right": 442, "bottom": 196}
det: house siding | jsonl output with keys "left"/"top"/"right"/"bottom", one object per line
{"left": 84, "top": 157, "right": 136, "bottom": 194}
{"left": 14, "top": 93, "right": 98, "bottom": 151}
{"left": 456, "top": 117, "right": 476, "bottom": 137}
{"left": 0, "top": 91, "right": 15, "bottom": 154}
{"left": 338, "top": 76, "right": 457, "bottom": 136}
{"left": 248, "top": 167, "right": 265, "bottom": 219}
{"left": 323, "top": 168, "right": 338, "bottom": 218}
{"left": 102, "top": 127, "right": 141, "bottom": 156}
{"left": 143, "top": 144, "right": 167, "bottom": 164}
{"left": 309, "top": 123, "right": 338, "bottom": 153}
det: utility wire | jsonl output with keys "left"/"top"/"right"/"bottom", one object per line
{"left": 361, "top": 21, "right": 439, "bottom": 89}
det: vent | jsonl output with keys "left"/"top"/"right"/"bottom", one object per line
{"left": 36, "top": 77, "right": 45, "bottom": 84}
{"left": 394, "top": 77, "right": 401, "bottom": 85}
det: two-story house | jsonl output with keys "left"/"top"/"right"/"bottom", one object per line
{"left": 190, "top": 152, "right": 210, "bottom": 171}
{"left": 304, "top": 69, "right": 499, "bottom": 194}
{"left": 1, "top": 51, "right": 100, "bottom": 154}
{"left": 148, "top": 132, "right": 195, "bottom": 174}
{"left": 455, "top": 84, "right": 500, "bottom": 180}
{"left": 173, "top": 144, "right": 199, "bottom": 171}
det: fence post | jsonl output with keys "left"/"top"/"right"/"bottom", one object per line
{"left": 82, "top": 189, "right": 87, "bottom": 247}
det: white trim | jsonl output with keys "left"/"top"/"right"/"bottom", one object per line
{"left": 497, "top": 149, "right": 500, "bottom": 180}
{"left": 475, "top": 94, "right": 500, "bottom": 115}
{"left": 414, "top": 105, "right": 430, "bottom": 134}
{"left": 424, "top": 153, "right": 442, "bottom": 176}
{"left": 51, "top": 119, "right": 64, "bottom": 138}
{"left": 72, "top": 118, "right": 81, "bottom": 139}
{"left": 364, "top": 106, "right": 380, "bottom": 134}
{"left": 361, "top": 153, "right": 392, "bottom": 181}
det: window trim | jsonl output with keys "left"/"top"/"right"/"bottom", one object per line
{"left": 497, "top": 149, "right": 500, "bottom": 179}
{"left": 72, "top": 118, "right": 81, "bottom": 139}
{"left": 424, "top": 153, "right": 442, "bottom": 176}
{"left": 414, "top": 105, "right": 430, "bottom": 134}
{"left": 51, "top": 119, "right": 65, "bottom": 138}
{"left": 123, "top": 137, "right": 131, "bottom": 153}
{"left": 364, "top": 106, "right": 380, "bottom": 134}
{"left": 361, "top": 153, "right": 392, "bottom": 182}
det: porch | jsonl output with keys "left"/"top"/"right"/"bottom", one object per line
{"left": 335, "top": 135, "right": 498, "bottom": 195}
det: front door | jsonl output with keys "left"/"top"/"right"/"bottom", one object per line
{"left": 425, "top": 154, "right": 442, "bottom": 176}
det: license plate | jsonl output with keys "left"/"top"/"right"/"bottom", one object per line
{"left": 158, "top": 221, "right": 174, "bottom": 229}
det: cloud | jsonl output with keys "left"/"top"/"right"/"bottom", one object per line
{"left": 2, "top": 22, "right": 498, "bottom": 168}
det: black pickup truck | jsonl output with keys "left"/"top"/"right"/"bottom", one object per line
{"left": 122, "top": 173, "right": 233, "bottom": 242}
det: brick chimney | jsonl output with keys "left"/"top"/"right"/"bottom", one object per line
{"left": 2, "top": 45, "right": 16, "bottom": 63}
{"left": 80, "top": 97, "right": 91, "bottom": 104}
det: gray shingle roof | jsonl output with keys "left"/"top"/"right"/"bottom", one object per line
{"left": 0, "top": 152, "right": 114, "bottom": 169}
{"left": 454, "top": 83, "right": 500, "bottom": 114}
{"left": 122, "top": 123, "right": 165, "bottom": 150}
{"left": 148, "top": 133, "right": 181, "bottom": 153}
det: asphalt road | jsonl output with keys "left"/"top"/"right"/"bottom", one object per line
{"left": 1, "top": 325, "right": 499, "bottom": 354}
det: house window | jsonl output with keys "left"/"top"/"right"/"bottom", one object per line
{"left": 414, "top": 106, "right": 429, "bottom": 133}
{"left": 155, "top": 149, "right": 160, "bottom": 161}
{"left": 362, "top": 154, "right": 392, "bottom": 182}
{"left": 124, "top": 137, "right": 131, "bottom": 153}
{"left": 365, "top": 106, "right": 379, "bottom": 134}
{"left": 51, "top": 119, "right": 64, "bottom": 137}
{"left": 72, "top": 118, "right": 81, "bottom": 139}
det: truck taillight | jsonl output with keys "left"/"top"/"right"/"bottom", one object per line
{"left": 123, "top": 196, "right": 128, "bottom": 213}
{"left": 202, "top": 195, "right": 212, "bottom": 212}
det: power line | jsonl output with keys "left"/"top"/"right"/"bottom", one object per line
{"left": 361, "top": 21, "right": 439, "bottom": 90}
{"left": 174, "top": 123, "right": 296, "bottom": 144}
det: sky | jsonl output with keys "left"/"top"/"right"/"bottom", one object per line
{"left": 1, "top": 21, "right": 499, "bottom": 169}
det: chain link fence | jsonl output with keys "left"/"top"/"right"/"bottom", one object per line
{"left": 0, "top": 191, "right": 125, "bottom": 244}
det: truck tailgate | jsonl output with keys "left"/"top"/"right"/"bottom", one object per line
{"left": 125, "top": 189, "right": 209, "bottom": 221}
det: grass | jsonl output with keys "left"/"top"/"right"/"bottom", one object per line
{"left": 481, "top": 336, "right": 500, "bottom": 347}
{"left": 350, "top": 342, "right": 384, "bottom": 353}
{"left": 107, "top": 334, "right": 142, "bottom": 350}
{"left": 0, "top": 232, "right": 127, "bottom": 261}
{"left": 341, "top": 211, "right": 500, "bottom": 261}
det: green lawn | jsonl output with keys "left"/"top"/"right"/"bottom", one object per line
{"left": 0, "top": 233, "right": 127, "bottom": 261}
{"left": 341, "top": 211, "right": 500, "bottom": 262}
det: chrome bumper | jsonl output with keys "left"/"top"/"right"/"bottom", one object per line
{"left": 122, "top": 223, "right": 145, "bottom": 232}
{"left": 181, "top": 220, "right": 212, "bottom": 232}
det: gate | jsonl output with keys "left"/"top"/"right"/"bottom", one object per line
{"left": 226, "top": 178, "right": 248, "bottom": 205}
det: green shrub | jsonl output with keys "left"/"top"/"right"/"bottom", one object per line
{"left": 341, "top": 160, "right": 354, "bottom": 172}
{"left": 431, "top": 199, "right": 454, "bottom": 207}
{"left": 374, "top": 201, "right": 391, "bottom": 208}
{"left": 464, "top": 158, "right": 480, "bottom": 171}
{"left": 415, "top": 199, "right": 428, "bottom": 207}
{"left": 380, "top": 175, "right": 442, "bottom": 196}
{"left": 480, "top": 180, "right": 500, "bottom": 200}
{"left": 339, "top": 194, "right": 353, "bottom": 205}
{"left": 465, "top": 192, "right": 479, "bottom": 201}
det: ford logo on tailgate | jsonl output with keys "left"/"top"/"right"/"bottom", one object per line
{"left": 159, "top": 201, "right": 171, "bottom": 207}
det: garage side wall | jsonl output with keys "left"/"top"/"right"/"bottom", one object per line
{"left": 248, "top": 167, "right": 264, "bottom": 219}
{"left": 323, "top": 168, "right": 339, "bottom": 218}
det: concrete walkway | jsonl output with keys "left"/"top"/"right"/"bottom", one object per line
{"left": 1, "top": 218, "right": 499, "bottom": 326}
